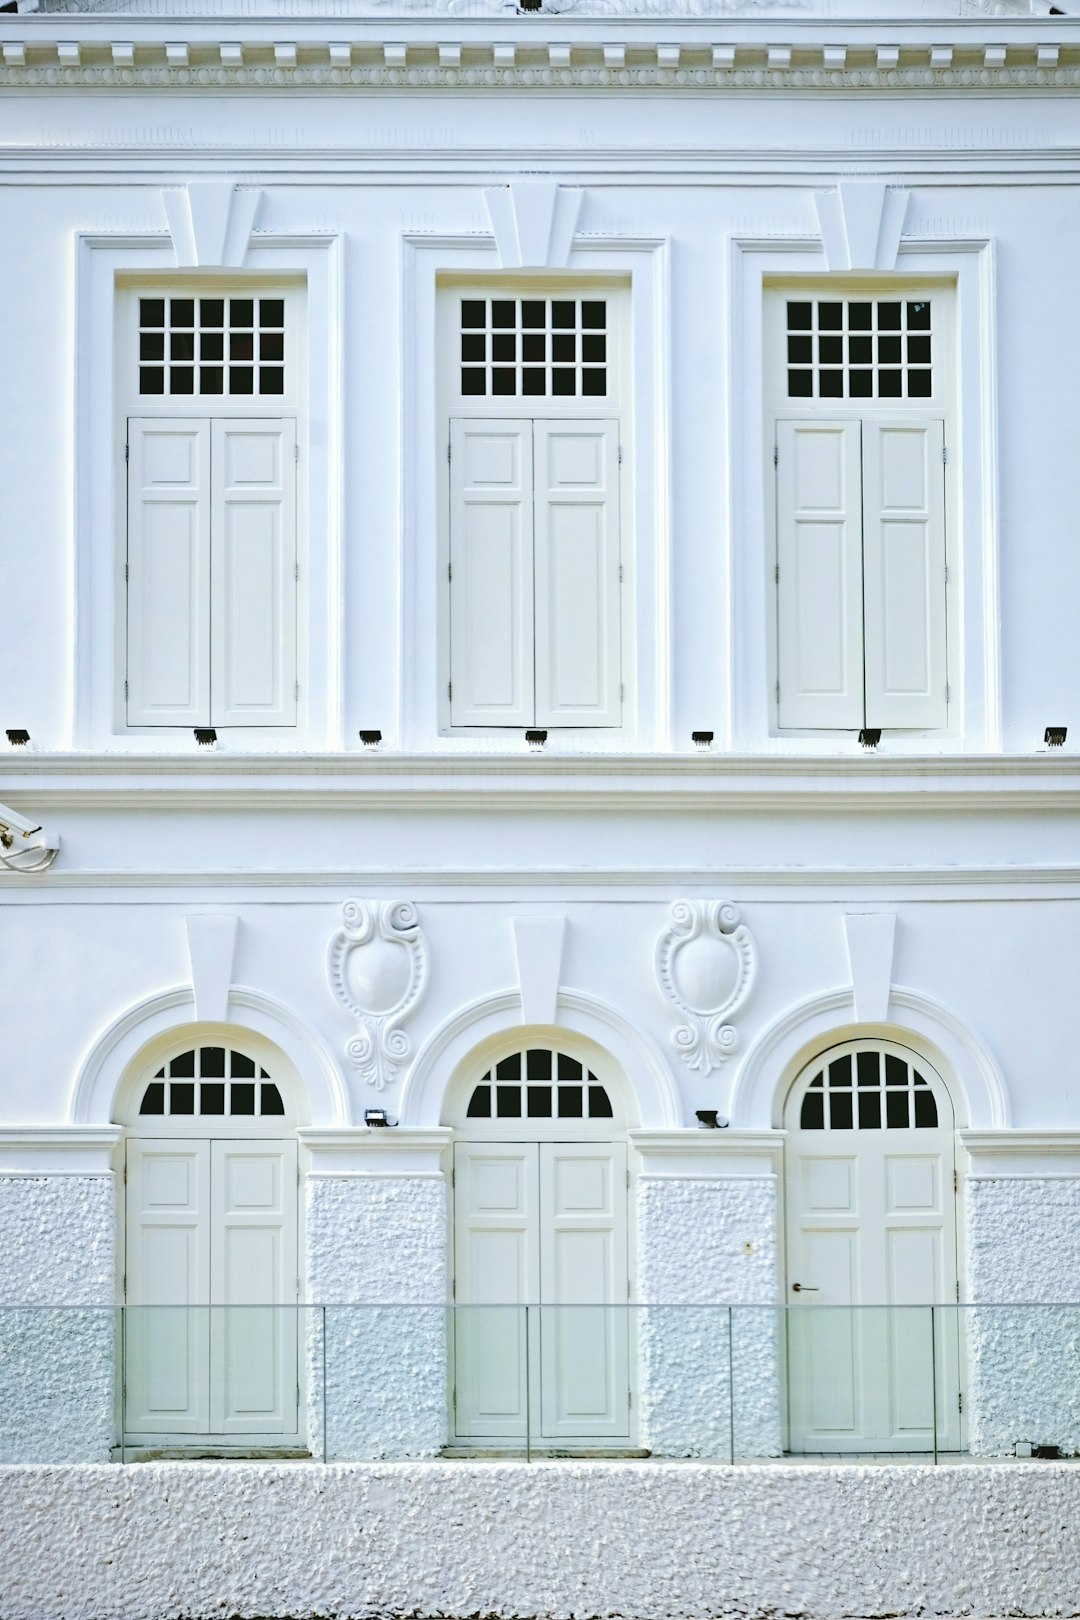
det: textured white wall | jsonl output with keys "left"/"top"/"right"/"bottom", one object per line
{"left": 636, "top": 1176, "right": 781, "bottom": 1456}
{"left": 966, "top": 1176, "right": 1080, "bottom": 1454}
{"left": 0, "top": 1176, "right": 115, "bottom": 1463}
{"left": 305, "top": 1174, "right": 449, "bottom": 1458}
{"left": 5, "top": 1459, "right": 1080, "bottom": 1620}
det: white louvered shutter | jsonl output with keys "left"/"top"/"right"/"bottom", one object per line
{"left": 776, "top": 419, "right": 865, "bottom": 730}
{"left": 449, "top": 420, "right": 534, "bottom": 726}
{"left": 126, "top": 418, "right": 211, "bottom": 726}
{"left": 533, "top": 420, "right": 622, "bottom": 728}
{"left": 210, "top": 419, "right": 297, "bottom": 727}
{"left": 861, "top": 418, "right": 948, "bottom": 730}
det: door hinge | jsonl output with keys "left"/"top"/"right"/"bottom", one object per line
{"left": 627, "top": 1388, "right": 632, "bottom": 1408}
{"left": 295, "top": 679, "right": 300, "bottom": 701}
{"left": 620, "top": 682, "right": 625, "bottom": 702}
{"left": 294, "top": 562, "right": 300, "bottom": 582}
{"left": 448, "top": 681, "right": 452, "bottom": 702}
{"left": 958, "top": 1391, "right": 963, "bottom": 1413}
{"left": 945, "top": 682, "right": 951, "bottom": 705}
{"left": 125, "top": 442, "right": 130, "bottom": 464}
{"left": 450, "top": 1166, "right": 455, "bottom": 1188}
{"left": 618, "top": 563, "right": 624, "bottom": 584}
{"left": 447, "top": 441, "right": 452, "bottom": 464}
{"left": 124, "top": 679, "right": 129, "bottom": 700}
{"left": 122, "top": 1273, "right": 127, "bottom": 1297}
{"left": 943, "top": 565, "right": 949, "bottom": 584}
{"left": 942, "top": 444, "right": 948, "bottom": 465}
{"left": 956, "top": 1279, "right": 961, "bottom": 1302}
{"left": 448, "top": 562, "right": 452, "bottom": 582}
{"left": 618, "top": 444, "right": 623, "bottom": 465}
{"left": 294, "top": 442, "right": 300, "bottom": 464}
{"left": 953, "top": 1168, "right": 959, "bottom": 1194}
{"left": 774, "top": 563, "right": 780, "bottom": 585}
{"left": 774, "top": 445, "right": 779, "bottom": 468}
{"left": 775, "top": 680, "right": 781, "bottom": 704}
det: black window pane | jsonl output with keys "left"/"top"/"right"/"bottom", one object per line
{"left": 461, "top": 300, "right": 486, "bottom": 328}
{"left": 818, "top": 335, "right": 843, "bottom": 365}
{"left": 496, "top": 1054, "right": 521, "bottom": 1083}
{"left": 231, "top": 1052, "right": 255, "bottom": 1078}
{"left": 885, "top": 1054, "right": 908, "bottom": 1089}
{"left": 231, "top": 332, "right": 254, "bottom": 361}
{"left": 907, "top": 300, "right": 932, "bottom": 330}
{"left": 527, "top": 1086, "right": 553, "bottom": 1118}
{"left": 522, "top": 334, "right": 545, "bottom": 363}
{"left": 230, "top": 299, "right": 253, "bottom": 328}
{"left": 140, "top": 298, "right": 165, "bottom": 327}
{"left": 231, "top": 1082, "right": 256, "bottom": 1116}
{"left": 496, "top": 1085, "right": 521, "bottom": 1117}
{"left": 551, "top": 300, "right": 575, "bottom": 329}
{"left": 492, "top": 333, "right": 516, "bottom": 362}
{"left": 139, "top": 367, "right": 164, "bottom": 394}
{"left": 582, "top": 334, "right": 606, "bottom": 363}
{"left": 830, "top": 1091, "right": 853, "bottom": 1130}
{"left": 492, "top": 368, "right": 516, "bottom": 396}
{"left": 819, "top": 302, "right": 843, "bottom": 331}
{"left": 200, "top": 1082, "right": 226, "bottom": 1115}
{"left": 170, "top": 1082, "right": 195, "bottom": 1115}
{"left": 907, "top": 370, "right": 932, "bottom": 398}
{"left": 588, "top": 1085, "right": 613, "bottom": 1118}
{"left": 557, "top": 1086, "right": 583, "bottom": 1118}
{"left": 857, "top": 1051, "right": 880, "bottom": 1087}
{"left": 466, "top": 1085, "right": 491, "bottom": 1118}
{"left": 200, "top": 332, "right": 224, "bottom": 361}
{"left": 819, "top": 371, "right": 843, "bottom": 399}
{"left": 849, "top": 335, "right": 873, "bottom": 365}
{"left": 170, "top": 1050, "right": 196, "bottom": 1077}
{"left": 582, "top": 369, "right": 607, "bottom": 397}
{"left": 858, "top": 1090, "right": 881, "bottom": 1130}
{"left": 492, "top": 300, "right": 515, "bottom": 329}
{"left": 788, "top": 370, "right": 812, "bottom": 397}
{"left": 140, "top": 332, "right": 165, "bottom": 361}
{"left": 907, "top": 335, "right": 931, "bottom": 365}
{"left": 558, "top": 1054, "right": 583, "bottom": 1085}
{"left": 879, "top": 369, "right": 902, "bottom": 398}
{"left": 170, "top": 367, "right": 195, "bottom": 394}
{"left": 139, "top": 1082, "right": 165, "bottom": 1115}
{"left": 230, "top": 367, "right": 254, "bottom": 394}
{"left": 552, "top": 333, "right": 576, "bottom": 363}
{"left": 171, "top": 331, "right": 195, "bottom": 360}
{"left": 461, "top": 369, "right": 486, "bottom": 396}
{"left": 850, "top": 370, "right": 873, "bottom": 398}
{"left": 201, "top": 298, "right": 224, "bottom": 328}
{"left": 878, "top": 301, "right": 901, "bottom": 330}
{"left": 801, "top": 1091, "right": 825, "bottom": 1129}
{"left": 787, "top": 335, "right": 812, "bottom": 364}
{"left": 581, "top": 301, "right": 606, "bottom": 330}
{"left": 552, "top": 369, "right": 576, "bottom": 396}
{"left": 877, "top": 335, "right": 901, "bottom": 365}
{"left": 521, "top": 300, "right": 545, "bottom": 329}
{"left": 527, "top": 1049, "right": 552, "bottom": 1083}
{"left": 171, "top": 299, "right": 194, "bottom": 327}
{"left": 261, "top": 1082, "right": 285, "bottom": 1116}
{"left": 886, "top": 1090, "right": 910, "bottom": 1129}
{"left": 260, "top": 298, "right": 284, "bottom": 327}
{"left": 199, "top": 367, "right": 223, "bottom": 393}
{"left": 522, "top": 369, "right": 546, "bottom": 395}
{"left": 259, "top": 367, "right": 285, "bottom": 395}
{"left": 787, "top": 301, "right": 811, "bottom": 330}
{"left": 200, "top": 1046, "right": 226, "bottom": 1078}
{"left": 260, "top": 331, "right": 284, "bottom": 362}
{"left": 848, "top": 302, "right": 872, "bottom": 330}
{"left": 830, "top": 1055, "right": 852, "bottom": 1088}
{"left": 914, "top": 1090, "right": 938, "bottom": 1128}
{"left": 461, "top": 334, "right": 486, "bottom": 362}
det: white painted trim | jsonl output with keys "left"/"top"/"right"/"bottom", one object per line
{"left": 299, "top": 1128, "right": 451, "bottom": 1178}
{"left": 962, "top": 1131, "right": 1080, "bottom": 1177}
{"left": 0, "top": 1127, "right": 123, "bottom": 1176}
{"left": 631, "top": 1128, "right": 783, "bottom": 1179}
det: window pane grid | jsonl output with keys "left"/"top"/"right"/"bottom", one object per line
{"left": 799, "top": 1049, "right": 938, "bottom": 1131}
{"left": 138, "top": 295, "right": 285, "bottom": 398}
{"left": 138, "top": 1046, "right": 285, "bottom": 1116}
{"left": 786, "top": 298, "right": 933, "bottom": 401}
{"left": 460, "top": 297, "right": 608, "bottom": 399}
{"left": 465, "top": 1047, "right": 614, "bottom": 1120}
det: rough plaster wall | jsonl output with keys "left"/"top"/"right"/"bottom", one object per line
{"left": 636, "top": 1176, "right": 781, "bottom": 1457}
{"left": 5, "top": 1459, "right": 1080, "bottom": 1620}
{"left": 966, "top": 1176, "right": 1080, "bottom": 1454}
{"left": 0, "top": 1176, "right": 115, "bottom": 1463}
{"left": 305, "top": 1175, "right": 448, "bottom": 1459}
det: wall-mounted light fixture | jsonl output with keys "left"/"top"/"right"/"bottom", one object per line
{"left": 858, "top": 728, "right": 881, "bottom": 750}
{"left": 691, "top": 731, "right": 715, "bottom": 749}
{"left": 359, "top": 730, "right": 383, "bottom": 748}
{"left": 5, "top": 730, "right": 29, "bottom": 747}
{"left": 364, "top": 1108, "right": 392, "bottom": 1128}
{"left": 1045, "top": 726, "right": 1067, "bottom": 748}
{"left": 194, "top": 728, "right": 217, "bottom": 747}
{"left": 695, "top": 1109, "right": 729, "bottom": 1129}
{"left": 525, "top": 729, "right": 547, "bottom": 750}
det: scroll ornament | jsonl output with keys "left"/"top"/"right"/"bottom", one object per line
{"left": 328, "top": 900, "right": 428, "bottom": 1090}
{"left": 655, "top": 900, "right": 756, "bottom": 1074}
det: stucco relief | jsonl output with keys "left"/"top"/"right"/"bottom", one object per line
{"left": 328, "top": 901, "right": 428, "bottom": 1090}
{"left": 655, "top": 901, "right": 756, "bottom": 1075}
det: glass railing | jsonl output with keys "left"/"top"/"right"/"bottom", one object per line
{"left": 0, "top": 1303, "right": 1077, "bottom": 1465}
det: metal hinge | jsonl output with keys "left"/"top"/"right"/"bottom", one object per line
{"left": 627, "top": 1388, "right": 632, "bottom": 1408}
{"left": 448, "top": 681, "right": 452, "bottom": 701}
{"left": 124, "top": 563, "right": 129, "bottom": 583}
{"left": 451, "top": 1166, "right": 455, "bottom": 1188}
{"left": 294, "top": 443, "right": 300, "bottom": 463}
{"left": 447, "top": 441, "right": 452, "bottom": 464}
{"left": 448, "top": 562, "right": 452, "bottom": 582}
{"left": 775, "top": 680, "right": 781, "bottom": 704}
{"left": 124, "top": 679, "right": 129, "bottom": 700}
{"left": 295, "top": 562, "right": 299, "bottom": 582}
{"left": 295, "top": 679, "right": 300, "bottom": 701}
{"left": 953, "top": 1168, "right": 959, "bottom": 1194}
{"left": 958, "top": 1391, "right": 963, "bottom": 1414}
{"left": 122, "top": 1274, "right": 127, "bottom": 1297}
{"left": 774, "top": 446, "right": 779, "bottom": 467}
{"left": 942, "top": 444, "right": 948, "bottom": 465}
{"left": 125, "top": 442, "right": 129, "bottom": 464}
{"left": 945, "top": 682, "right": 951, "bottom": 705}
{"left": 956, "top": 1279, "right": 961, "bottom": 1302}
{"left": 943, "top": 565, "right": 949, "bottom": 584}
{"left": 774, "top": 563, "right": 780, "bottom": 584}
{"left": 618, "top": 564, "right": 624, "bottom": 583}
{"left": 620, "top": 683, "right": 625, "bottom": 701}
{"left": 618, "top": 444, "right": 623, "bottom": 465}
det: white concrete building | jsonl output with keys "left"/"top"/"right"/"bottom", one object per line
{"left": 2, "top": 0, "right": 1080, "bottom": 1471}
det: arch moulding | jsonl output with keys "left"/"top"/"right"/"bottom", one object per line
{"left": 71, "top": 984, "right": 350, "bottom": 1128}
{"left": 399, "top": 988, "right": 681, "bottom": 1131}
{"left": 729, "top": 985, "right": 1009, "bottom": 1133}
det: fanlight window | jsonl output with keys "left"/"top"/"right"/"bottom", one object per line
{"left": 785, "top": 297, "right": 932, "bottom": 402}
{"left": 466, "top": 1049, "right": 614, "bottom": 1121}
{"left": 800, "top": 1049, "right": 938, "bottom": 1131}
{"left": 139, "top": 1046, "right": 285, "bottom": 1117}
{"left": 460, "top": 296, "right": 608, "bottom": 399}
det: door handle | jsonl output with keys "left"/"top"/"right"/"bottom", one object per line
{"left": 791, "top": 1283, "right": 819, "bottom": 1293}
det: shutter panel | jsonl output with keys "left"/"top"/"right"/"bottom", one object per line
{"left": 533, "top": 420, "right": 622, "bottom": 728}
{"left": 776, "top": 420, "right": 865, "bottom": 730}
{"left": 862, "top": 418, "right": 948, "bottom": 730}
{"left": 210, "top": 419, "right": 297, "bottom": 727}
{"left": 449, "top": 420, "right": 534, "bottom": 726}
{"left": 126, "top": 418, "right": 211, "bottom": 726}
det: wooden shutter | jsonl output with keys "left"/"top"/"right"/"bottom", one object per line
{"left": 126, "top": 419, "right": 211, "bottom": 726}
{"left": 862, "top": 418, "right": 948, "bottom": 730}
{"left": 210, "top": 419, "right": 297, "bottom": 728}
{"left": 533, "top": 420, "right": 622, "bottom": 728}
{"left": 449, "top": 420, "right": 534, "bottom": 726}
{"left": 776, "top": 419, "right": 865, "bottom": 730}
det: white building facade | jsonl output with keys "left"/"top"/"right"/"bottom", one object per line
{"left": 2, "top": 0, "right": 1080, "bottom": 1468}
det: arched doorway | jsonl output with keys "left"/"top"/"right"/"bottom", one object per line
{"left": 784, "top": 1039, "right": 961, "bottom": 1453}
{"left": 449, "top": 1041, "right": 633, "bottom": 1452}
{"left": 120, "top": 1035, "right": 303, "bottom": 1453}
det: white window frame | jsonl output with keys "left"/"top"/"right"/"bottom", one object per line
{"left": 72, "top": 233, "right": 343, "bottom": 750}
{"left": 726, "top": 236, "right": 1001, "bottom": 754}
{"left": 402, "top": 237, "right": 670, "bottom": 752}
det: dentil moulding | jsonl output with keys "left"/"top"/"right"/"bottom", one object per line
{"left": 655, "top": 900, "right": 756, "bottom": 1075}
{"left": 328, "top": 900, "right": 428, "bottom": 1090}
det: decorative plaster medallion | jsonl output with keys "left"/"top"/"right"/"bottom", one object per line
{"left": 328, "top": 900, "right": 428, "bottom": 1090}
{"left": 655, "top": 900, "right": 756, "bottom": 1074}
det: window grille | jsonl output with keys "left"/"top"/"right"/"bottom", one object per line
{"left": 138, "top": 296, "right": 285, "bottom": 399}
{"left": 786, "top": 298, "right": 932, "bottom": 401}
{"left": 466, "top": 1049, "right": 614, "bottom": 1120}
{"left": 459, "top": 297, "right": 608, "bottom": 399}
{"left": 799, "top": 1049, "right": 938, "bottom": 1131}
{"left": 138, "top": 1046, "right": 285, "bottom": 1117}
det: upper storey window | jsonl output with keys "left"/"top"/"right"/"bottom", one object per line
{"left": 785, "top": 298, "right": 933, "bottom": 402}
{"left": 459, "top": 296, "right": 609, "bottom": 399}
{"left": 137, "top": 295, "right": 286, "bottom": 400}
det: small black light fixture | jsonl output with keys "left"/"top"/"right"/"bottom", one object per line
{"left": 858, "top": 728, "right": 881, "bottom": 750}
{"left": 194, "top": 728, "right": 217, "bottom": 747}
{"left": 695, "top": 1109, "right": 729, "bottom": 1129}
{"left": 5, "top": 729, "right": 30, "bottom": 747}
{"left": 518, "top": 0, "right": 543, "bottom": 10}
{"left": 364, "top": 1108, "right": 392, "bottom": 1128}
{"left": 359, "top": 729, "right": 383, "bottom": 748}
{"left": 1045, "top": 726, "right": 1067, "bottom": 748}
{"left": 525, "top": 728, "right": 547, "bottom": 750}
{"left": 691, "top": 731, "right": 714, "bottom": 750}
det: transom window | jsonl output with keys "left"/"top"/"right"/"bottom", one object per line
{"left": 799, "top": 1049, "right": 939, "bottom": 1131}
{"left": 138, "top": 1046, "right": 285, "bottom": 1117}
{"left": 466, "top": 1049, "right": 614, "bottom": 1120}
{"left": 460, "top": 296, "right": 608, "bottom": 398}
{"left": 786, "top": 297, "right": 932, "bottom": 401}
{"left": 138, "top": 295, "right": 285, "bottom": 399}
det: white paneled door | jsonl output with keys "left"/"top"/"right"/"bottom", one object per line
{"left": 125, "top": 1139, "right": 299, "bottom": 1444}
{"left": 449, "top": 417, "right": 621, "bottom": 728}
{"left": 453, "top": 1141, "right": 630, "bottom": 1446}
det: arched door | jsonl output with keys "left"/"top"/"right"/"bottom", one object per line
{"left": 123, "top": 1041, "right": 300, "bottom": 1450}
{"left": 451, "top": 1045, "right": 632, "bottom": 1450}
{"left": 784, "top": 1040, "right": 961, "bottom": 1453}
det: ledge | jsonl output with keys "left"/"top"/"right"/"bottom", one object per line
{"left": 962, "top": 1130, "right": 1080, "bottom": 1178}
{"left": 631, "top": 1128, "right": 784, "bottom": 1178}
{"left": 299, "top": 1126, "right": 451, "bottom": 1177}
{"left": 0, "top": 1126, "right": 123, "bottom": 1176}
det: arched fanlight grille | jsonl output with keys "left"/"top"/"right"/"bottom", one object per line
{"left": 799, "top": 1049, "right": 938, "bottom": 1132}
{"left": 138, "top": 1046, "right": 285, "bottom": 1118}
{"left": 466, "top": 1048, "right": 613, "bottom": 1122}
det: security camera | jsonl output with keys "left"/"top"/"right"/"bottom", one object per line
{"left": 0, "top": 801, "right": 45, "bottom": 842}
{"left": 0, "top": 801, "right": 60, "bottom": 871}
